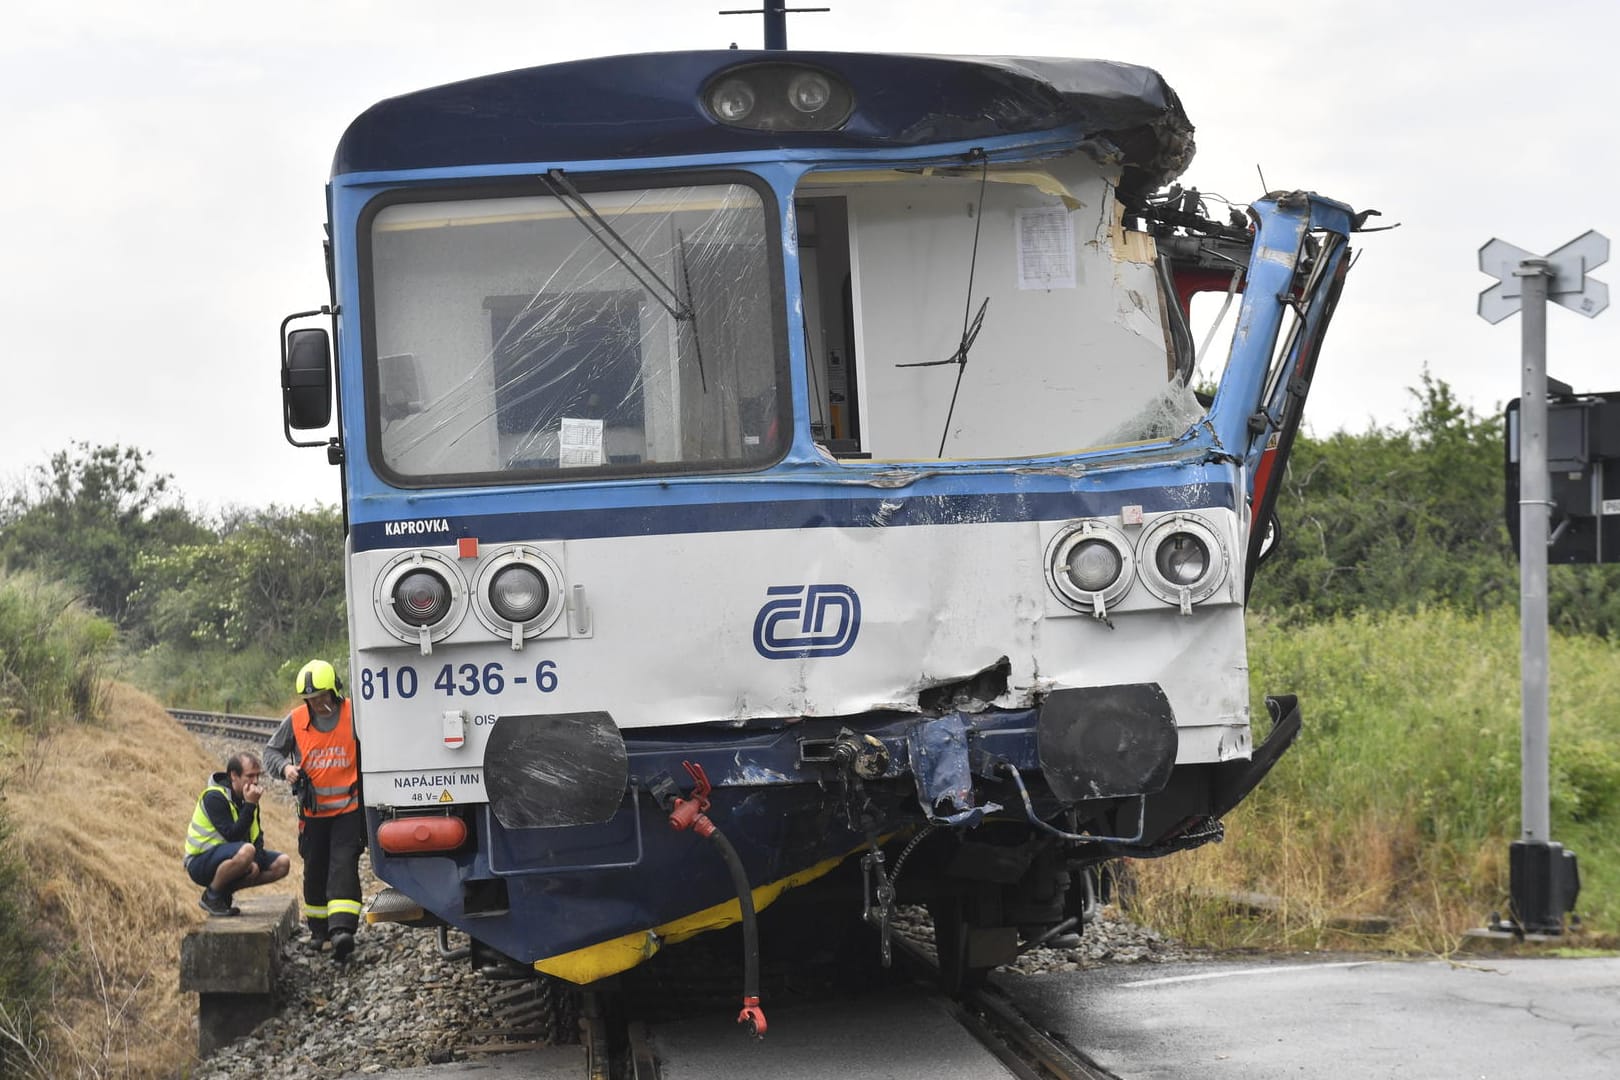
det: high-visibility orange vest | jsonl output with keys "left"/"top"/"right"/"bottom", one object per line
{"left": 294, "top": 698, "right": 360, "bottom": 817}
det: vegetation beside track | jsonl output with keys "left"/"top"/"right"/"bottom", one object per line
{"left": 0, "top": 569, "right": 303, "bottom": 1078}
{"left": 1131, "top": 608, "right": 1620, "bottom": 952}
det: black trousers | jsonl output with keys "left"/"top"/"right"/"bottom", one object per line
{"left": 298, "top": 809, "right": 365, "bottom": 934}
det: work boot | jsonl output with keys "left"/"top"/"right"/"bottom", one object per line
{"left": 304, "top": 926, "right": 330, "bottom": 953}
{"left": 330, "top": 929, "right": 355, "bottom": 962}
{"left": 199, "top": 889, "right": 238, "bottom": 917}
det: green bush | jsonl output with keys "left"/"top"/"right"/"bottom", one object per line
{"left": 0, "top": 571, "right": 116, "bottom": 728}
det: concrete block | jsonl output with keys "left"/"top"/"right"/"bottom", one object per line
{"left": 180, "top": 894, "right": 297, "bottom": 1056}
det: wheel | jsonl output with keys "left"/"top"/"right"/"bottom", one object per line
{"left": 927, "top": 897, "right": 990, "bottom": 996}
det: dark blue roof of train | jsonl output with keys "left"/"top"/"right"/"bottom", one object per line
{"left": 334, "top": 51, "right": 1194, "bottom": 198}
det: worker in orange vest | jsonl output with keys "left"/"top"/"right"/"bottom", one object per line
{"left": 264, "top": 659, "right": 365, "bottom": 960}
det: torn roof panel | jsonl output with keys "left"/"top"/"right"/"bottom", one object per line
{"left": 334, "top": 50, "right": 1193, "bottom": 199}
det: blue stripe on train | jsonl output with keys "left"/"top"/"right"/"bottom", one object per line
{"left": 350, "top": 482, "right": 1236, "bottom": 551}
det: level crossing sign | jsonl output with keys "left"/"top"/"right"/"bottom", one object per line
{"left": 1478, "top": 231, "right": 1608, "bottom": 324}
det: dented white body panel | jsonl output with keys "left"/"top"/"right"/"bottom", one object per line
{"left": 352, "top": 502, "right": 1251, "bottom": 808}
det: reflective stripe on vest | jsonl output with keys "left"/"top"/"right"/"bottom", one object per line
{"left": 183, "top": 781, "right": 261, "bottom": 857}
{"left": 294, "top": 698, "right": 360, "bottom": 817}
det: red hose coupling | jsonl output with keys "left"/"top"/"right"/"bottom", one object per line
{"left": 666, "top": 760, "right": 717, "bottom": 836}
{"left": 738, "top": 995, "right": 767, "bottom": 1037}
{"left": 667, "top": 797, "right": 716, "bottom": 837}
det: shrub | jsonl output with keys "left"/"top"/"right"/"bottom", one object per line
{"left": 0, "top": 571, "right": 116, "bottom": 729}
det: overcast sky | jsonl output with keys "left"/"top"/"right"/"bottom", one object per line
{"left": 5, "top": 0, "right": 1616, "bottom": 513}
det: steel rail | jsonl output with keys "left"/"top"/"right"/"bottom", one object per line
{"left": 169, "top": 708, "right": 282, "bottom": 742}
{"left": 890, "top": 935, "right": 1120, "bottom": 1080}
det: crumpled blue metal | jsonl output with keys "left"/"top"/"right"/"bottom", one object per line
{"left": 906, "top": 714, "right": 1002, "bottom": 827}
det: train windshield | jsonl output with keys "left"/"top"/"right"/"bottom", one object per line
{"left": 365, "top": 179, "right": 782, "bottom": 483}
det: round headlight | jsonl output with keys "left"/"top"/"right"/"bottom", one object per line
{"left": 1155, "top": 533, "right": 1211, "bottom": 587}
{"left": 469, "top": 547, "right": 567, "bottom": 641}
{"left": 393, "top": 569, "right": 452, "bottom": 627}
{"left": 787, "top": 72, "right": 832, "bottom": 113}
{"left": 489, "top": 564, "right": 548, "bottom": 623}
{"left": 1045, "top": 520, "right": 1134, "bottom": 615}
{"left": 1135, "top": 513, "right": 1229, "bottom": 610}
{"left": 709, "top": 78, "right": 755, "bottom": 122}
{"left": 1065, "top": 539, "right": 1123, "bottom": 593}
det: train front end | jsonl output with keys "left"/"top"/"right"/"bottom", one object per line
{"left": 279, "top": 49, "right": 1357, "bottom": 992}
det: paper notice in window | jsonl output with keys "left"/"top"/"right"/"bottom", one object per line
{"left": 1016, "top": 206, "right": 1076, "bottom": 290}
{"left": 558, "top": 417, "right": 604, "bottom": 468}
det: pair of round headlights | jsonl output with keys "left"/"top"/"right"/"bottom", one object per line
{"left": 377, "top": 548, "right": 564, "bottom": 644}
{"left": 1047, "top": 515, "right": 1228, "bottom": 614}
{"left": 705, "top": 64, "right": 854, "bottom": 132}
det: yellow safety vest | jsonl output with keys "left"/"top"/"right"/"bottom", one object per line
{"left": 183, "top": 780, "right": 261, "bottom": 858}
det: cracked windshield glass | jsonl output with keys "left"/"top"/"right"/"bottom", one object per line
{"left": 367, "top": 181, "right": 780, "bottom": 482}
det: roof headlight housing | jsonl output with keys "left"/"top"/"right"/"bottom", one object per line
{"left": 1045, "top": 520, "right": 1134, "bottom": 619}
{"left": 1137, "top": 515, "right": 1229, "bottom": 614}
{"left": 703, "top": 63, "right": 854, "bottom": 132}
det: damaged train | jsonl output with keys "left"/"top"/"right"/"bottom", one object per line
{"left": 278, "top": 32, "right": 1362, "bottom": 1033}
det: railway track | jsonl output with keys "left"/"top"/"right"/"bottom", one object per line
{"left": 894, "top": 936, "right": 1118, "bottom": 1080}
{"left": 557, "top": 929, "right": 1119, "bottom": 1080}
{"left": 169, "top": 708, "right": 281, "bottom": 741}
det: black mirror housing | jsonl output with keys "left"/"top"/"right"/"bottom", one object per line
{"left": 285, "top": 327, "right": 332, "bottom": 429}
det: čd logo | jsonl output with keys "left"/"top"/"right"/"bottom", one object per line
{"left": 752, "top": 585, "right": 861, "bottom": 659}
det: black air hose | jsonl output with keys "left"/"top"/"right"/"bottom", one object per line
{"left": 706, "top": 827, "right": 761, "bottom": 1018}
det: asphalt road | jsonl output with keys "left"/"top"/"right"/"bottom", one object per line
{"left": 999, "top": 954, "right": 1620, "bottom": 1078}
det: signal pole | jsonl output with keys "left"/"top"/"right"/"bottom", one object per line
{"left": 1477, "top": 231, "right": 1609, "bottom": 935}
{"left": 1515, "top": 260, "right": 1552, "bottom": 854}
{"left": 719, "top": 4, "right": 829, "bottom": 49}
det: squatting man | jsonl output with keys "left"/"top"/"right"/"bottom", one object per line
{"left": 183, "top": 751, "right": 291, "bottom": 915}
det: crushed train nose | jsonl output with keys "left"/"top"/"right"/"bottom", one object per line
{"left": 1207, "top": 693, "right": 1302, "bottom": 820}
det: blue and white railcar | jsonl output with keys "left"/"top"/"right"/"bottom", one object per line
{"left": 279, "top": 39, "right": 1359, "bottom": 1022}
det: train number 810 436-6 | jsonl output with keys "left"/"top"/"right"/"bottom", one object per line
{"left": 359, "top": 661, "right": 559, "bottom": 700}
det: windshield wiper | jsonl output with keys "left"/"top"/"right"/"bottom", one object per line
{"left": 540, "top": 169, "right": 693, "bottom": 323}
{"left": 891, "top": 148, "right": 991, "bottom": 456}
{"left": 541, "top": 169, "right": 707, "bottom": 391}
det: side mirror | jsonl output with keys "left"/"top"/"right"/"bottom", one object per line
{"left": 281, "top": 309, "right": 333, "bottom": 447}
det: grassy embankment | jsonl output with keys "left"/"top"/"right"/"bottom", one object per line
{"left": 0, "top": 570, "right": 302, "bottom": 1079}
{"left": 1131, "top": 606, "right": 1620, "bottom": 953}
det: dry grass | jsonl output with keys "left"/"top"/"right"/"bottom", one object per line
{"left": 1, "top": 682, "right": 301, "bottom": 1078}
{"left": 1128, "top": 809, "right": 1522, "bottom": 957}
